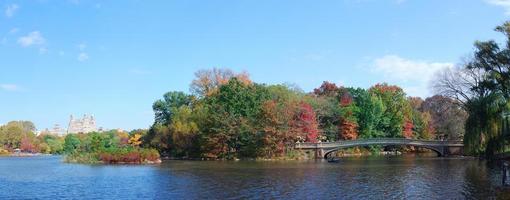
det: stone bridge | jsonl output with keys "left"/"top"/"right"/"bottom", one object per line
{"left": 294, "top": 138, "right": 464, "bottom": 159}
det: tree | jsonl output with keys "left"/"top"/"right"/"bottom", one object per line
{"left": 190, "top": 68, "right": 251, "bottom": 97}
{"left": 349, "top": 88, "right": 385, "bottom": 139}
{"left": 129, "top": 133, "right": 143, "bottom": 147}
{"left": 309, "top": 95, "right": 341, "bottom": 141}
{"left": 201, "top": 78, "right": 270, "bottom": 158}
{"left": 421, "top": 95, "right": 467, "bottom": 140}
{"left": 432, "top": 22, "right": 510, "bottom": 156}
{"left": 20, "top": 136, "right": 37, "bottom": 153}
{"left": 0, "top": 121, "right": 36, "bottom": 150}
{"left": 169, "top": 106, "right": 200, "bottom": 157}
{"left": 408, "top": 97, "right": 434, "bottom": 140}
{"left": 259, "top": 85, "right": 303, "bottom": 157}
{"left": 292, "top": 102, "right": 320, "bottom": 143}
{"left": 64, "top": 134, "right": 81, "bottom": 154}
{"left": 338, "top": 90, "right": 358, "bottom": 140}
{"left": 144, "top": 124, "right": 172, "bottom": 154}
{"left": 402, "top": 120, "right": 414, "bottom": 139}
{"left": 369, "top": 83, "right": 411, "bottom": 138}
{"left": 152, "top": 91, "right": 192, "bottom": 125}
{"left": 313, "top": 81, "right": 340, "bottom": 97}
{"left": 46, "top": 138, "right": 64, "bottom": 154}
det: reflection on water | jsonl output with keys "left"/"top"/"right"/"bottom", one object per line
{"left": 0, "top": 155, "right": 505, "bottom": 199}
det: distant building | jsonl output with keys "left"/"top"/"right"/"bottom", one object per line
{"left": 67, "top": 114, "right": 97, "bottom": 134}
{"left": 41, "top": 124, "right": 66, "bottom": 136}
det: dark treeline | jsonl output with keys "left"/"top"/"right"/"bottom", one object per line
{"left": 142, "top": 68, "right": 467, "bottom": 159}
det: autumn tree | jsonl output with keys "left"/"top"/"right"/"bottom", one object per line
{"left": 338, "top": 90, "right": 358, "bottom": 140}
{"left": 421, "top": 95, "right": 467, "bottom": 140}
{"left": 169, "top": 106, "right": 200, "bottom": 157}
{"left": 20, "top": 136, "right": 37, "bottom": 153}
{"left": 314, "top": 81, "right": 340, "bottom": 97}
{"left": 349, "top": 88, "right": 385, "bottom": 139}
{"left": 259, "top": 85, "right": 302, "bottom": 157}
{"left": 407, "top": 97, "right": 433, "bottom": 139}
{"left": 201, "top": 78, "right": 270, "bottom": 158}
{"left": 129, "top": 134, "right": 143, "bottom": 147}
{"left": 190, "top": 68, "right": 251, "bottom": 97}
{"left": 369, "top": 83, "right": 412, "bottom": 138}
{"left": 0, "top": 121, "right": 37, "bottom": 150}
{"left": 291, "top": 102, "right": 320, "bottom": 143}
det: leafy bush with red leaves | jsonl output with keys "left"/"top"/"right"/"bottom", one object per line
{"left": 97, "top": 148, "right": 159, "bottom": 164}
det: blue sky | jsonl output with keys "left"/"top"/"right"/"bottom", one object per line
{"left": 0, "top": 0, "right": 509, "bottom": 130}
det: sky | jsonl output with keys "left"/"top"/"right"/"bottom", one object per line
{"left": 0, "top": 0, "right": 509, "bottom": 131}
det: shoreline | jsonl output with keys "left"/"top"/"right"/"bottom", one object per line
{"left": 64, "top": 159, "right": 162, "bottom": 165}
{"left": 161, "top": 152, "right": 476, "bottom": 162}
{"left": 0, "top": 153, "right": 54, "bottom": 157}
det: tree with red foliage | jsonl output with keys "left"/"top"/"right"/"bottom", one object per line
{"left": 314, "top": 81, "right": 340, "bottom": 97}
{"left": 339, "top": 90, "right": 353, "bottom": 106}
{"left": 339, "top": 118, "right": 358, "bottom": 140}
{"left": 338, "top": 91, "right": 359, "bottom": 140}
{"left": 20, "top": 137, "right": 37, "bottom": 153}
{"left": 402, "top": 120, "right": 414, "bottom": 139}
{"left": 292, "top": 102, "right": 320, "bottom": 143}
{"left": 261, "top": 99, "right": 298, "bottom": 157}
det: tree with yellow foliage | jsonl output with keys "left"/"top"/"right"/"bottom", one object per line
{"left": 129, "top": 134, "right": 143, "bottom": 147}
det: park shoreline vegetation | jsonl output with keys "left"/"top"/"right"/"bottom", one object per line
{"left": 141, "top": 22, "right": 510, "bottom": 161}
{"left": 1, "top": 23, "right": 510, "bottom": 163}
{"left": 140, "top": 69, "right": 467, "bottom": 160}
{"left": 62, "top": 131, "right": 161, "bottom": 164}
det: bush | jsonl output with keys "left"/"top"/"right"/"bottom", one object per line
{"left": 0, "top": 148, "right": 10, "bottom": 155}
{"left": 141, "top": 149, "right": 160, "bottom": 162}
{"left": 96, "top": 148, "right": 160, "bottom": 164}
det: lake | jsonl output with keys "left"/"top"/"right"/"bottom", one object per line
{"left": 0, "top": 155, "right": 506, "bottom": 199}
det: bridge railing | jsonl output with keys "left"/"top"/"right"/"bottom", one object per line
{"left": 294, "top": 138, "right": 463, "bottom": 149}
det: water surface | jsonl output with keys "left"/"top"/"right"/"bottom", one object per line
{"left": 0, "top": 155, "right": 504, "bottom": 199}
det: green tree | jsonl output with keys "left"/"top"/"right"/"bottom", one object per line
{"left": 153, "top": 91, "right": 192, "bottom": 125}
{"left": 369, "top": 83, "right": 411, "bottom": 138}
{"left": 0, "top": 121, "right": 36, "bottom": 149}
{"left": 169, "top": 106, "right": 200, "bottom": 157}
{"left": 63, "top": 134, "right": 81, "bottom": 154}
{"left": 349, "top": 88, "right": 385, "bottom": 139}
{"left": 202, "top": 78, "right": 270, "bottom": 158}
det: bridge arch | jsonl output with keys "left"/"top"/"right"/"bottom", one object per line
{"left": 323, "top": 144, "right": 444, "bottom": 159}
{"left": 294, "top": 138, "right": 463, "bottom": 159}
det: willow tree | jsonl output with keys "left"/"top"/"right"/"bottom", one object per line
{"left": 434, "top": 21, "right": 510, "bottom": 157}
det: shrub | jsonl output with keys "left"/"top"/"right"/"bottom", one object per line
{"left": 141, "top": 148, "right": 160, "bottom": 162}
{"left": 96, "top": 148, "right": 159, "bottom": 164}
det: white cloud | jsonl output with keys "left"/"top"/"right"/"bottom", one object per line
{"left": 0, "top": 84, "right": 19, "bottom": 91}
{"left": 5, "top": 4, "right": 18, "bottom": 18}
{"left": 17, "top": 31, "right": 46, "bottom": 47}
{"left": 371, "top": 55, "right": 454, "bottom": 97}
{"left": 77, "top": 43, "right": 87, "bottom": 51}
{"left": 9, "top": 28, "right": 18, "bottom": 34}
{"left": 77, "top": 52, "right": 89, "bottom": 61}
{"left": 39, "top": 47, "right": 47, "bottom": 54}
{"left": 485, "top": 0, "right": 510, "bottom": 15}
